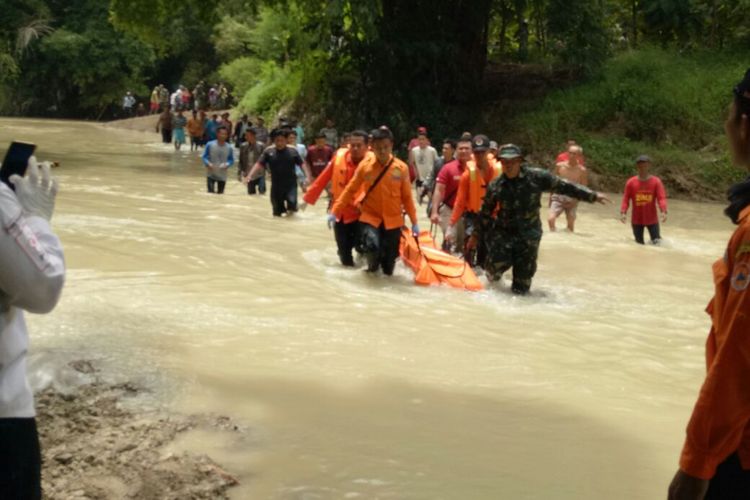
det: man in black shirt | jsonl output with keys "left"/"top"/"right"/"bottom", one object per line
{"left": 248, "top": 128, "right": 309, "bottom": 216}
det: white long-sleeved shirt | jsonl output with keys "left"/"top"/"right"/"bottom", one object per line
{"left": 0, "top": 183, "right": 65, "bottom": 418}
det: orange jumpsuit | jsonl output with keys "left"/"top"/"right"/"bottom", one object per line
{"left": 303, "top": 149, "right": 369, "bottom": 224}
{"left": 332, "top": 154, "right": 417, "bottom": 230}
{"left": 680, "top": 205, "right": 750, "bottom": 479}
{"left": 450, "top": 161, "right": 501, "bottom": 225}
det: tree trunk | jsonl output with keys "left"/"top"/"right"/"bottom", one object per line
{"left": 631, "top": 0, "right": 638, "bottom": 48}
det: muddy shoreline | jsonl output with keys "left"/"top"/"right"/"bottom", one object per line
{"left": 37, "top": 360, "right": 241, "bottom": 499}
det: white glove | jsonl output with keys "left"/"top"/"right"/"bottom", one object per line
{"left": 9, "top": 158, "right": 58, "bottom": 221}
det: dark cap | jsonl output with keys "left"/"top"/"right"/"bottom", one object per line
{"left": 498, "top": 144, "right": 523, "bottom": 159}
{"left": 489, "top": 140, "right": 499, "bottom": 150}
{"left": 472, "top": 134, "right": 490, "bottom": 151}
{"left": 636, "top": 154, "right": 651, "bottom": 163}
{"left": 371, "top": 126, "right": 394, "bottom": 141}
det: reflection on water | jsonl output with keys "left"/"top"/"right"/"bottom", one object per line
{"left": 2, "top": 118, "right": 734, "bottom": 499}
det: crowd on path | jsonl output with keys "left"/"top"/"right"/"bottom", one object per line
{"left": 120, "top": 81, "right": 234, "bottom": 118}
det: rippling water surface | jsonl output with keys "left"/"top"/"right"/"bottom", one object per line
{"left": 2, "top": 118, "right": 733, "bottom": 499}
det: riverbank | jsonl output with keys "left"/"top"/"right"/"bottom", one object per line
{"left": 37, "top": 360, "right": 240, "bottom": 499}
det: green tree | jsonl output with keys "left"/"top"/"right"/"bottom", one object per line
{"left": 5, "top": 0, "right": 155, "bottom": 117}
{"left": 547, "top": 0, "right": 611, "bottom": 74}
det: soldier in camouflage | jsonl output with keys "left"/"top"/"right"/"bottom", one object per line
{"left": 467, "top": 144, "right": 610, "bottom": 295}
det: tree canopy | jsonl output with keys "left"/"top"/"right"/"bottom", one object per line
{"left": 2, "top": 0, "right": 750, "bottom": 126}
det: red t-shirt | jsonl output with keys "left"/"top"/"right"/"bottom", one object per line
{"left": 307, "top": 144, "right": 334, "bottom": 178}
{"left": 435, "top": 160, "right": 465, "bottom": 209}
{"left": 620, "top": 175, "right": 668, "bottom": 225}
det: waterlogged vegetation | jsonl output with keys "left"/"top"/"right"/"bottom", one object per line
{"left": 3, "top": 0, "right": 750, "bottom": 196}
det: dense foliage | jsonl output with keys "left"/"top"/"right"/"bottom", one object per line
{"left": 3, "top": 0, "right": 750, "bottom": 133}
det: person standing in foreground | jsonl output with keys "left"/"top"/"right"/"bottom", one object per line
{"left": 122, "top": 91, "right": 135, "bottom": 117}
{"left": 447, "top": 134, "right": 501, "bottom": 266}
{"left": 421, "top": 138, "right": 456, "bottom": 207}
{"left": 548, "top": 144, "right": 589, "bottom": 232}
{"left": 430, "top": 137, "right": 469, "bottom": 251}
{"left": 303, "top": 130, "right": 372, "bottom": 266}
{"left": 239, "top": 128, "right": 265, "bottom": 194}
{"left": 469, "top": 144, "right": 608, "bottom": 294}
{"left": 202, "top": 126, "right": 234, "bottom": 194}
{"left": 330, "top": 126, "right": 419, "bottom": 275}
{"left": 410, "top": 131, "right": 439, "bottom": 193}
{"left": 620, "top": 155, "right": 668, "bottom": 244}
{"left": 247, "top": 129, "right": 307, "bottom": 216}
{"left": 172, "top": 109, "right": 187, "bottom": 151}
{"left": 668, "top": 68, "right": 750, "bottom": 500}
{"left": 306, "top": 133, "right": 334, "bottom": 182}
{"left": 0, "top": 161, "right": 65, "bottom": 499}
{"left": 186, "top": 110, "right": 205, "bottom": 152}
{"left": 155, "top": 107, "right": 173, "bottom": 144}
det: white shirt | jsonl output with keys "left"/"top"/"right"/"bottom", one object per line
{"left": 411, "top": 145, "right": 438, "bottom": 181}
{"left": 0, "top": 184, "right": 65, "bottom": 418}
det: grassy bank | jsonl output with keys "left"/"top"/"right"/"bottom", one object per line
{"left": 491, "top": 48, "right": 748, "bottom": 200}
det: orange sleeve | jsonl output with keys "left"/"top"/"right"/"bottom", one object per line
{"left": 302, "top": 162, "right": 333, "bottom": 205}
{"left": 401, "top": 166, "right": 418, "bottom": 224}
{"left": 680, "top": 237, "right": 750, "bottom": 479}
{"left": 331, "top": 162, "right": 366, "bottom": 217}
{"left": 450, "top": 174, "right": 469, "bottom": 225}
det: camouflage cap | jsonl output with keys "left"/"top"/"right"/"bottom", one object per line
{"left": 498, "top": 144, "right": 523, "bottom": 159}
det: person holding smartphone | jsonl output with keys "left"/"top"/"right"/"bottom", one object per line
{"left": 0, "top": 157, "right": 65, "bottom": 499}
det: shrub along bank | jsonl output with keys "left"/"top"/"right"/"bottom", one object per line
{"left": 492, "top": 48, "right": 748, "bottom": 200}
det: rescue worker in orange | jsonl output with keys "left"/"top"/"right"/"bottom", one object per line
{"left": 668, "top": 68, "right": 750, "bottom": 500}
{"left": 446, "top": 134, "right": 501, "bottom": 266}
{"left": 302, "top": 130, "right": 372, "bottom": 266}
{"left": 330, "top": 126, "right": 419, "bottom": 275}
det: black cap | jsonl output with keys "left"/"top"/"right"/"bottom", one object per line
{"left": 371, "top": 126, "right": 393, "bottom": 141}
{"left": 472, "top": 134, "right": 490, "bottom": 151}
{"left": 636, "top": 154, "right": 651, "bottom": 163}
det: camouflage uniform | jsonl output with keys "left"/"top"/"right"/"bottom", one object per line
{"left": 475, "top": 164, "right": 597, "bottom": 294}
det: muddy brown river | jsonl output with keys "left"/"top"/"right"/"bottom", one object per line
{"left": 1, "top": 118, "right": 735, "bottom": 499}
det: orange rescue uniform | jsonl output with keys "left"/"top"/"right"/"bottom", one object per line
{"left": 450, "top": 159, "right": 501, "bottom": 225}
{"left": 680, "top": 205, "right": 750, "bottom": 479}
{"left": 332, "top": 154, "right": 417, "bottom": 230}
{"left": 303, "top": 148, "right": 370, "bottom": 224}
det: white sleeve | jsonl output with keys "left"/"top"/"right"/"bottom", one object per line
{"left": 0, "top": 185, "right": 65, "bottom": 314}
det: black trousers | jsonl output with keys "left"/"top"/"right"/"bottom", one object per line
{"left": 207, "top": 178, "right": 226, "bottom": 194}
{"left": 706, "top": 453, "right": 750, "bottom": 499}
{"left": 632, "top": 223, "right": 661, "bottom": 244}
{"left": 161, "top": 128, "right": 172, "bottom": 144}
{"left": 361, "top": 223, "right": 401, "bottom": 275}
{"left": 248, "top": 176, "right": 266, "bottom": 195}
{"left": 333, "top": 221, "right": 361, "bottom": 266}
{"left": 0, "top": 418, "right": 41, "bottom": 500}
{"left": 271, "top": 185, "right": 297, "bottom": 216}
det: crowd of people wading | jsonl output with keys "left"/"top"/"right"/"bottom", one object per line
{"left": 150, "top": 104, "right": 671, "bottom": 296}
{"left": 3, "top": 68, "right": 750, "bottom": 499}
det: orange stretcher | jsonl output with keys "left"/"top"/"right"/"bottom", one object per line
{"left": 399, "top": 227, "right": 484, "bottom": 291}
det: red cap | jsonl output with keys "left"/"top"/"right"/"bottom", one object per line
{"left": 417, "top": 126, "right": 427, "bottom": 134}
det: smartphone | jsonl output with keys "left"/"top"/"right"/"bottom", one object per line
{"left": 0, "top": 141, "right": 36, "bottom": 190}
